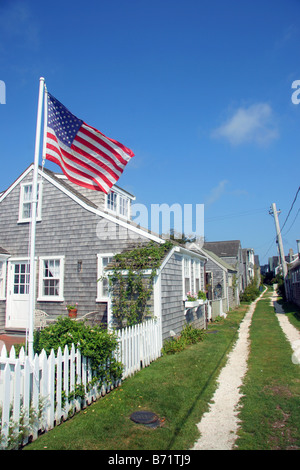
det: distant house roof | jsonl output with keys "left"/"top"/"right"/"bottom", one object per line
{"left": 288, "top": 258, "right": 300, "bottom": 271}
{"left": 203, "top": 240, "right": 241, "bottom": 258}
{"left": 201, "top": 247, "right": 237, "bottom": 272}
{"left": 0, "top": 247, "right": 9, "bottom": 255}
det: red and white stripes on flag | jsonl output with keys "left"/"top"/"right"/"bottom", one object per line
{"left": 45, "top": 92, "right": 134, "bottom": 193}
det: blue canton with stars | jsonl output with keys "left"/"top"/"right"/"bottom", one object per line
{"left": 47, "top": 93, "right": 83, "bottom": 148}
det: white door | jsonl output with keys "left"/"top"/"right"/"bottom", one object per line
{"left": 6, "top": 260, "right": 30, "bottom": 329}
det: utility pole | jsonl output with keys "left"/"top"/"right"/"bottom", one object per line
{"left": 269, "top": 203, "right": 289, "bottom": 299}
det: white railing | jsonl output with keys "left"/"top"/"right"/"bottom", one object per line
{"left": 0, "top": 319, "right": 162, "bottom": 449}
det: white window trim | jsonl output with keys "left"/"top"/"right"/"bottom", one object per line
{"left": 182, "top": 256, "right": 192, "bottom": 299}
{"left": 193, "top": 258, "right": 201, "bottom": 293}
{"left": 105, "top": 190, "right": 131, "bottom": 220}
{"left": 37, "top": 256, "right": 65, "bottom": 302}
{"left": 18, "top": 181, "right": 42, "bottom": 223}
{"left": 97, "top": 253, "right": 115, "bottom": 302}
{"left": 0, "top": 255, "right": 9, "bottom": 300}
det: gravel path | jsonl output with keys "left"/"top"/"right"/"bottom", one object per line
{"left": 271, "top": 292, "right": 300, "bottom": 365}
{"left": 192, "top": 288, "right": 300, "bottom": 451}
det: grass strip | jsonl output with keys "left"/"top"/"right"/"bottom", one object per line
{"left": 235, "top": 290, "right": 300, "bottom": 450}
{"left": 25, "top": 305, "right": 248, "bottom": 450}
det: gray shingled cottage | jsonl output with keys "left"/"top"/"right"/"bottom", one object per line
{"left": 0, "top": 165, "right": 207, "bottom": 341}
{"left": 203, "top": 240, "right": 246, "bottom": 293}
{"left": 186, "top": 242, "right": 239, "bottom": 320}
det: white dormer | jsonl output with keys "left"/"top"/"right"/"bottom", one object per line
{"left": 106, "top": 186, "right": 135, "bottom": 220}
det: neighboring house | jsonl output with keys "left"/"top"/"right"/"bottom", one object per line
{"left": 242, "top": 248, "right": 255, "bottom": 287}
{"left": 203, "top": 240, "right": 245, "bottom": 293}
{"left": 187, "top": 243, "right": 239, "bottom": 318}
{"left": 254, "top": 255, "right": 261, "bottom": 288}
{"left": 0, "top": 165, "right": 207, "bottom": 340}
{"left": 287, "top": 257, "right": 300, "bottom": 308}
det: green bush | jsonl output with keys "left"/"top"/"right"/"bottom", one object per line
{"left": 162, "top": 324, "right": 205, "bottom": 355}
{"left": 34, "top": 317, "right": 123, "bottom": 380}
{"left": 240, "top": 281, "right": 261, "bottom": 302}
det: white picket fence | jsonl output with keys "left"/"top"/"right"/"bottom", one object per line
{"left": 0, "top": 319, "right": 162, "bottom": 449}
{"left": 116, "top": 318, "right": 162, "bottom": 379}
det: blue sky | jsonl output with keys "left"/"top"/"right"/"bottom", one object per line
{"left": 0, "top": 0, "right": 300, "bottom": 265}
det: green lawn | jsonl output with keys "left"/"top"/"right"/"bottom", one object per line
{"left": 235, "top": 289, "right": 300, "bottom": 450}
{"left": 25, "top": 305, "right": 248, "bottom": 451}
{"left": 24, "top": 291, "right": 300, "bottom": 451}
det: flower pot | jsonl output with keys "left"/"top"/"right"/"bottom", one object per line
{"left": 68, "top": 309, "right": 77, "bottom": 318}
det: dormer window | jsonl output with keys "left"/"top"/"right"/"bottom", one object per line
{"left": 107, "top": 191, "right": 117, "bottom": 212}
{"left": 106, "top": 188, "right": 131, "bottom": 219}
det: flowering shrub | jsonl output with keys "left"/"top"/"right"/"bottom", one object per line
{"left": 66, "top": 302, "right": 78, "bottom": 311}
{"left": 186, "top": 291, "right": 198, "bottom": 301}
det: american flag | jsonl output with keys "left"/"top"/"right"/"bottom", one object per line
{"left": 45, "top": 92, "right": 134, "bottom": 193}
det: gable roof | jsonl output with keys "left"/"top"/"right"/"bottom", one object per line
{"left": 203, "top": 240, "right": 241, "bottom": 258}
{"left": 0, "top": 164, "right": 165, "bottom": 245}
{"left": 105, "top": 241, "right": 207, "bottom": 278}
{"left": 201, "top": 247, "right": 237, "bottom": 272}
{"left": 1, "top": 165, "right": 211, "bottom": 265}
{"left": 186, "top": 242, "right": 236, "bottom": 272}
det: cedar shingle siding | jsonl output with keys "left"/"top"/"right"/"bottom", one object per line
{"left": 0, "top": 168, "right": 150, "bottom": 331}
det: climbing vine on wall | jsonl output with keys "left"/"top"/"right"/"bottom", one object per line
{"left": 108, "top": 241, "right": 173, "bottom": 328}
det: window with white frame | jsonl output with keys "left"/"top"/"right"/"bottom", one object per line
{"left": 0, "top": 258, "right": 7, "bottom": 299}
{"left": 107, "top": 191, "right": 117, "bottom": 212}
{"left": 18, "top": 182, "right": 42, "bottom": 223}
{"left": 194, "top": 259, "right": 201, "bottom": 293}
{"left": 97, "top": 253, "right": 114, "bottom": 300}
{"left": 183, "top": 257, "right": 191, "bottom": 296}
{"left": 38, "top": 256, "right": 64, "bottom": 301}
{"left": 106, "top": 189, "right": 130, "bottom": 219}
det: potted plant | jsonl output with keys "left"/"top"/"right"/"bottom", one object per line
{"left": 197, "top": 290, "right": 207, "bottom": 304}
{"left": 184, "top": 292, "right": 199, "bottom": 308}
{"left": 66, "top": 303, "right": 78, "bottom": 318}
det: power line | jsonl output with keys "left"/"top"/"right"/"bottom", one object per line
{"left": 280, "top": 186, "right": 300, "bottom": 234}
{"left": 260, "top": 236, "right": 277, "bottom": 263}
{"left": 283, "top": 207, "right": 300, "bottom": 236}
{"left": 206, "top": 207, "right": 266, "bottom": 222}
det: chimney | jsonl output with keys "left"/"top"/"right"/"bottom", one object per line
{"left": 297, "top": 240, "right": 300, "bottom": 258}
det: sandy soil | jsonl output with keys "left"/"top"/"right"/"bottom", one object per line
{"left": 192, "top": 289, "right": 300, "bottom": 450}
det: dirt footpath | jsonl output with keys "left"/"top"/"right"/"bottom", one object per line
{"left": 192, "top": 288, "right": 300, "bottom": 451}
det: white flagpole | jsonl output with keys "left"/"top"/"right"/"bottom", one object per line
{"left": 28, "top": 77, "right": 45, "bottom": 359}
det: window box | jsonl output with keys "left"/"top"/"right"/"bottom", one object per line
{"left": 184, "top": 300, "right": 200, "bottom": 308}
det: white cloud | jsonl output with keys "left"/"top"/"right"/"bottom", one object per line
{"left": 212, "top": 103, "right": 279, "bottom": 146}
{"left": 205, "top": 180, "right": 228, "bottom": 206}
{"left": 205, "top": 180, "right": 249, "bottom": 207}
